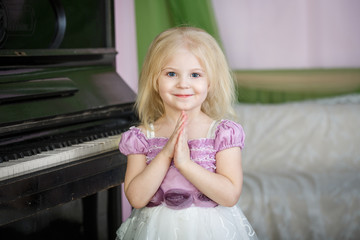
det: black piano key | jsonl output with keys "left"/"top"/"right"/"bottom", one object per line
{"left": 3, "top": 156, "right": 9, "bottom": 162}
{"left": 31, "top": 148, "right": 41, "bottom": 155}
{"left": 0, "top": 153, "right": 15, "bottom": 161}
{"left": 0, "top": 156, "right": 7, "bottom": 163}
{"left": 23, "top": 150, "right": 32, "bottom": 157}
{"left": 0, "top": 155, "right": 8, "bottom": 162}
{"left": 0, "top": 119, "right": 129, "bottom": 163}
{"left": 41, "top": 145, "right": 49, "bottom": 151}
{"left": 54, "top": 142, "right": 64, "bottom": 148}
{"left": 41, "top": 142, "right": 56, "bottom": 151}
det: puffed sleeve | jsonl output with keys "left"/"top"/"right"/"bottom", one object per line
{"left": 119, "top": 127, "right": 149, "bottom": 155}
{"left": 214, "top": 120, "right": 245, "bottom": 152}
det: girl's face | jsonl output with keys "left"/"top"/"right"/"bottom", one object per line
{"left": 157, "top": 47, "right": 209, "bottom": 114}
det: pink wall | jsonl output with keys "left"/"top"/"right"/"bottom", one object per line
{"left": 211, "top": 0, "right": 360, "bottom": 69}
{"left": 115, "top": 0, "right": 360, "bottom": 85}
{"left": 114, "top": 0, "right": 138, "bottom": 93}
{"left": 114, "top": 0, "right": 137, "bottom": 221}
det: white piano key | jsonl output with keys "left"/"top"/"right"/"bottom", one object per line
{"left": 0, "top": 154, "right": 49, "bottom": 178}
{"left": 0, "top": 134, "right": 123, "bottom": 181}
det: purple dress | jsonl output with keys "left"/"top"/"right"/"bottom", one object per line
{"left": 116, "top": 119, "right": 257, "bottom": 240}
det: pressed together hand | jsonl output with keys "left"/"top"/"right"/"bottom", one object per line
{"left": 161, "top": 111, "right": 190, "bottom": 169}
{"left": 173, "top": 111, "right": 191, "bottom": 169}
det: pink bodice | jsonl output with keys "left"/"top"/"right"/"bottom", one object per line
{"left": 119, "top": 119, "right": 245, "bottom": 209}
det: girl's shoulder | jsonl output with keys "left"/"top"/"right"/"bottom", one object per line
{"left": 119, "top": 126, "right": 149, "bottom": 155}
{"left": 123, "top": 124, "right": 151, "bottom": 137}
{"left": 217, "top": 119, "right": 243, "bottom": 130}
{"left": 213, "top": 119, "right": 244, "bottom": 135}
{"left": 213, "top": 119, "right": 245, "bottom": 151}
{"left": 122, "top": 125, "right": 147, "bottom": 139}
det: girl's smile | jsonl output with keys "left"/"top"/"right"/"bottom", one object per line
{"left": 173, "top": 94, "right": 194, "bottom": 98}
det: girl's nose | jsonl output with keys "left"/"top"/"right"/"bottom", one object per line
{"left": 177, "top": 75, "right": 190, "bottom": 88}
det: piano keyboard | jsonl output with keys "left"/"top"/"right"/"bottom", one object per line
{"left": 0, "top": 134, "right": 122, "bottom": 181}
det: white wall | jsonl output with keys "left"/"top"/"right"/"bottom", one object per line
{"left": 211, "top": 0, "right": 360, "bottom": 69}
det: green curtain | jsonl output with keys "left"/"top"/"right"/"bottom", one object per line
{"left": 135, "top": 0, "right": 221, "bottom": 71}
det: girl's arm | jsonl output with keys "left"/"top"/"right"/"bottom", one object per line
{"left": 124, "top": 112, "right": 187, "bottom": 209}
{"left": 175, "top": 128, "right": 243, "bottom": 207}
{"left": 124, "top": 151, "right": 171, "bottom": 209}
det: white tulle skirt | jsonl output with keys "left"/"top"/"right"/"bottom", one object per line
{"left": 116, "top": 204, "right": 257, "bottom": 240}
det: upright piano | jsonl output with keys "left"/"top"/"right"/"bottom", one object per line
{"left": 0, "top": 0, "right": 136, "bottom": 239}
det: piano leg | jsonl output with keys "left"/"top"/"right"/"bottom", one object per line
{"left": 82, "top": 193, "right": 98, "bottom": 240}
{"left": 107, "top": 186, "right": 122, "bottom": 240}
{"left": 82, "top": 186, "right": 122, "bottom": 240}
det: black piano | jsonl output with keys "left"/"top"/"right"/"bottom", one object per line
{"left": 0, "top": 0, "right": 136, "bottom": 239}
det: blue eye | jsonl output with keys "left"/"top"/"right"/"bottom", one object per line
{"left": 191, "top": 73, "right": 200, "bottom": 78}
{"left": 167, "top": 72, "right": 176, "bottom": 77}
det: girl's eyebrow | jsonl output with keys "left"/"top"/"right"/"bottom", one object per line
{"left": 161, "top": 67, "right": 205, "bottom": 72}
{"left": 191, "top": 68, "right": 205, "bottom": 72}
{"left": 161, "top": 67, "right": 176, "bottom": 71}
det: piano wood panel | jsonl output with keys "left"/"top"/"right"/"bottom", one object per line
{"left": 0, "top": 150, "right": 126, "bottom": 237}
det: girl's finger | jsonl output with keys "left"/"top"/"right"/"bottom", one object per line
{"left": 166, "top": 111, "right": 187, "bottom": 151}
{"left": 172, "top": 111, "right": 187, "bottom": 137}
{"left": 178, "top": 112, "right": 187, "bottom": 137}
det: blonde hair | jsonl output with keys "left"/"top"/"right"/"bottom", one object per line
{"left": 136, "top": 26, "right": 236, "bottom": 128}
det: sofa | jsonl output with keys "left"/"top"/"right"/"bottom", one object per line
{"left": 235, "top": 94, "right": 360, "bottom": 240}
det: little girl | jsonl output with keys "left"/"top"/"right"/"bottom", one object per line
{"left": 116, "top": 26, "right": 257, "bottom": 240}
